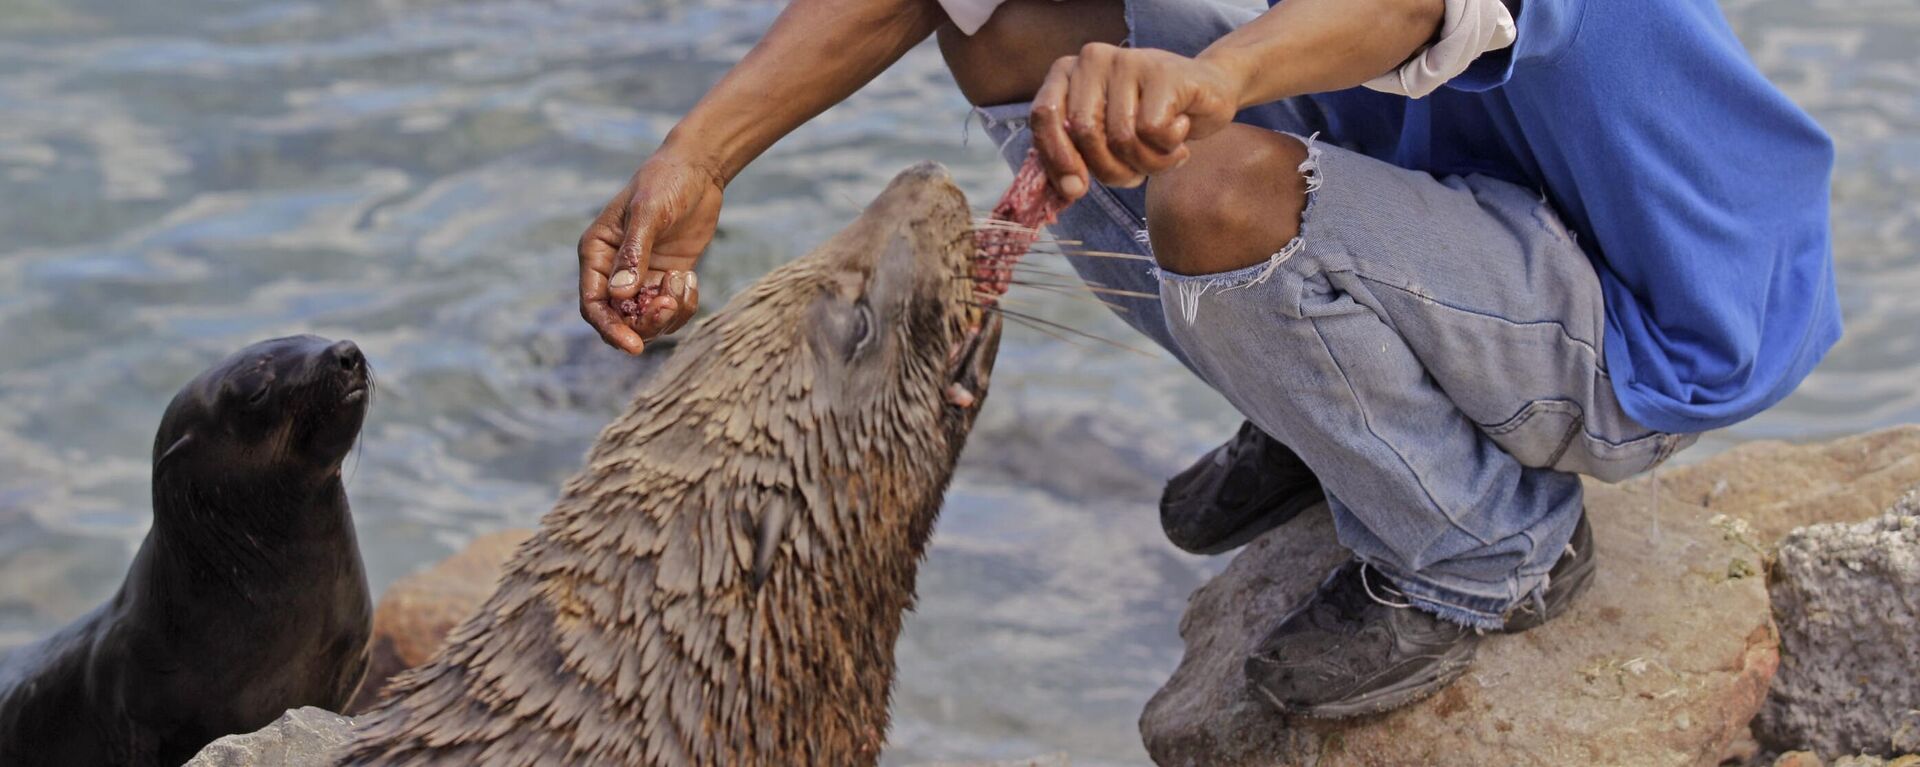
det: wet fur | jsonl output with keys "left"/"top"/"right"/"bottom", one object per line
{"left": 345, "top": 164, "right": 993, "bottom": 766}
{"left": 0, "top": 336, "right": 374, "bottom": 767}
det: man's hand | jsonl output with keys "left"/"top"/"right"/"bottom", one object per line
{"left": 1030, "top": 43, "right": 1245, "bottom": 201}
{"left": 578, "top": 153, "right": 723, "bottom": 354}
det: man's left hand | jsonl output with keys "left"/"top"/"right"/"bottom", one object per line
{"left": 1030, "top": 43, "right": 1245, "bottom": 201}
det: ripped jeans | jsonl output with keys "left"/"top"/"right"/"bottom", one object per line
{"left": 971, "top": 0, "right": 1696, "bottom": 629}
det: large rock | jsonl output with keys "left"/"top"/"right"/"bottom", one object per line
{"left": 344, "top": 529, "right": 532, "bottom": 712}
{"left": 1756, "top": 492, "right": 1920, "bottom": 758}
{"left": 187, "top": 706, "right": 1066, "bottom": 766}
{"left": 1140, "top": 479, "right": 1778, "bottom": 767}
{"left": 1644, "top": 426, "right": 1920, "bottom": 545}
{"left": 184, "top": 707, "right": 353, "bottom": 767}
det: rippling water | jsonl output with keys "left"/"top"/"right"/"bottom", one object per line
{"left": 0, "top": 0, "right": 1913, "bottom": 763}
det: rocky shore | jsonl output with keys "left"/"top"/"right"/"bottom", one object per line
{"left": 194, "top": 426, "right": 1920, "bottom": 765}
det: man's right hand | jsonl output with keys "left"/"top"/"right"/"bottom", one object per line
{"left": 578, "top": 152, "right": 725, "bottom": 355}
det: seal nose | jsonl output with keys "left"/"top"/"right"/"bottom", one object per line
{"left": 330, "top": 341, "right": 365, "bottom": 374}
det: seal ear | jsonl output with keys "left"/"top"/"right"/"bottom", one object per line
{"left": 156, "top": 433, "right": 194, "bottom": 474}
{"left": 750, "top": 496, "right": 794, "bottom": 590}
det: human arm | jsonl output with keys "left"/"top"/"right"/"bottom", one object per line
{"left": 1028, "top": 0, "right": 1445, "bottom": 198}
{"left": 579, "top": 0, "right": 948, "bottom": 353}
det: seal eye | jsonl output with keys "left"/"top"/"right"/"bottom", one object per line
{"left": 225, "top": 373, "right": 271, "bottom": 409}
{"left": 847, "top": 300, "right": 875, "bottom": 360}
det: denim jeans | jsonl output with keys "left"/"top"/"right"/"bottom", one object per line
{"left": 971, "top": 0, "right": 1695, "bottom": 628}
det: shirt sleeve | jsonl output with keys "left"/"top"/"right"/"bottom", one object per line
{"left": 1362, "top": 0, "right": 1517, "bottom": 98}
{"left": 1446, "top": 0, "right": 1591, "bottom": 91}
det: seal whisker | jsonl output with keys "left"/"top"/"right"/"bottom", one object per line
{"left": 966, "top": 264, "right": 1088, "bottom": 282}
{"left": 963, "top": 300, "right": 1156, "bottom": 357}
{"left": 983, "top": 277, "right": 1157, "bottom": 300}
{"left": 1024, "top": 247, "right": 1155, "bottom": 262}
{"left": 984, "top": 283, "right": 1129, "bottom": 312}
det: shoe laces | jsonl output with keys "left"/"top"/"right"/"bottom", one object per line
{"left": 1358, "top": 563, "right": 1414, "bottom": 610}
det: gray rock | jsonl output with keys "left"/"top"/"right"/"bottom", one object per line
{"left": 184, "top": 707, "right": 353, "bottom": 767}
{"left": 1757, "top": 492, "right": 1920, "bottom": 758}
{"left": 908, "top": 756, "right": 1071, "bottom": 766}
{"left": 1140, "top": 479, "right": 1779, "bottom": 767}
{"left": 188, "top": 705, "right": 1064, "bottom": 766}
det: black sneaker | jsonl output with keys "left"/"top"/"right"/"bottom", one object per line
{"left": 1160, "top": 421, "right": 1325, "bottom": 555}
{"left": 1501, "top": 512, "right": 1596, "bottom": 633}
{"left": 1244, "top": 560, "right": 1481, "bottom": 718}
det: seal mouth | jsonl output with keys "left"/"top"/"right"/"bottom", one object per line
{"left": 944, "top": 314, "right": 1002, "bottom": 409}
{"left": 342, "top": 383, "right": 368, "bottom": 405}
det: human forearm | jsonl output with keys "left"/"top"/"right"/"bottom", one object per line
{"left": 1197, "top": 0, "right": 1444, "bottom": 107}
{"left": 663, "top": 0, "right": 946, "bottom": 181}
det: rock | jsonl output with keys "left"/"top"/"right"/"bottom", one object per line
{"left": 1638, "top": 426, "right": 1920, "bottom": 545}
{"left": 187, "top": 705, "right": 1061, "bottom": 767}
{"left": 184, "top": 707, "right": 353, "bottom": 767}
{"left": 1755, "top": 493, "right": 1920, "bottom": 758}
{"left": 344, "top": 529, "right": 533, "bottom": 712}
{"left": 908, "top": 756, "right": 1071, "bottom": 766}
{"left": 1140, "top": 478, "right": 1778, "bottom": 767}
{"left": 1830, "top": 757, "right": 1920, "bottom": 767}
{"left": 1774, "top": 753, "right": 1826, "bottom": 767}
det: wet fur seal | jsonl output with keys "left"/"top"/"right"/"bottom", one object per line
{"left": 0, "top": 335, "right": 376, "bottom": 767}
{"left": 343, "top": 162, "right": 1001, "bottom": 766}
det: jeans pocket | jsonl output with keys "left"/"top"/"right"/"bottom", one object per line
{"left": 1479, "top": 399, "right": 1584, "bottom": 470}
{"left": 1478, "top": 399, "right": 1681, "bottom": 482}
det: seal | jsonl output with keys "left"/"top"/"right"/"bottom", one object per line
{"left": 342, "top": 162, "right": 1001, "bottom": 766}
{"left": 0, "top": 335, "right": 376, "bottom": 767}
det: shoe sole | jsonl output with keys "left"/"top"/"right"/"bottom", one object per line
{"left": 1251, "top": 651, "right": 1477, "bottom": 720}
{"left": 1180, "top": 490, "right": 1325, "bottom": 556}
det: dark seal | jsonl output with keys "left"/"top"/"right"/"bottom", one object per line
{"left": 0, "top": 335, "right": 376, "bottom": 767}
{"left": 342, "top": 162, "right": 1000, "bottom": 766}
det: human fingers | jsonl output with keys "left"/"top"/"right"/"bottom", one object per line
{"left": 1030, "top": 55, "right": 1090, "bottom": 201}
{"left": 1064, "top": 43, "right": 1141, "bottom": 188}
{"left": 578, "top": 211, "right": 645, "bottom": 354}
{"left": 663, "top": 270, "right": 699, "bottom": 334}
{"left": 1104, "top": 55, "right": 1182, "bottom": 177}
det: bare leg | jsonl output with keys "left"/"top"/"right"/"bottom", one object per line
{"left": 936, "top": 0, "right": 1126, "bottom": 107}
{"left": 1145, "top": 124, "right": 1309, "bottom": 276}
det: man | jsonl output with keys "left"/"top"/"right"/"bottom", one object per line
{"left": 576, "top": 0, "right": 1838, "bottom": 717}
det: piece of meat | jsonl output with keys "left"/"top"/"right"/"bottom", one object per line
{"left": 974, "top": 150, "right": 1071, "bottom": 302}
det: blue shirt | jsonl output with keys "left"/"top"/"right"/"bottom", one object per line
{"left": 1292, "top": 0, "right": 1841, "bottom": 434}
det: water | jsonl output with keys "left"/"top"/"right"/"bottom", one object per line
{"left": 0, "top": 0, "right": 1913, "bottom": 763}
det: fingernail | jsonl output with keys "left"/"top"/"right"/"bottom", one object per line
{"left": 1060, "top": 176, "right": 1086, "bottom": 197}
{"left": 610, "top": 270, "right": 637, "bottom": 288}
{"left": 666, "top": 271, "right": 688, "bottom": 297}
{"left": 685, "top": 272, "right": 698, "bottom": 294}
{"left": 643, "top": 271, "right": 666, "bottom": 289}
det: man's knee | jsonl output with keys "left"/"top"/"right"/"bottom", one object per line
{"left": 1146, "top": 127, "right": 1310, "bottom": 276}
{"left": 936, "top": 0, "right": 1125, "bottom": 106}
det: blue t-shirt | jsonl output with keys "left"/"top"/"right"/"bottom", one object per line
{"left": 1291, "top": 0, "right": 1841, "bottom": 434}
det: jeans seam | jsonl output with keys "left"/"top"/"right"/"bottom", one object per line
{"left": 1359, "top": 275, "right": 1603, "bottom": 363}
{"left": 1307, "top": 315, "right": 1497, "bottom": 548}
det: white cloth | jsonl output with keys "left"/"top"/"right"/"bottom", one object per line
{"left": 1360, "top": 0, "right": 1516, "bottom": 98}
{"left": 940, "top": 0, "right": 1002, "bottom": 35}
{"left": 936, "top": 0, "right": 1516, "bottom": 99}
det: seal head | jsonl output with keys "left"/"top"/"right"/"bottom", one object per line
{"left": 155, "top": 334, "right": 371, "bottom": 488}
{"left": 346, "top": 162, "right": 1000, "bottom": 766}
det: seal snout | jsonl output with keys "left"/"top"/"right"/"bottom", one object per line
{"left": 329, "top": 341, "right": 370, "bottom": 404}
